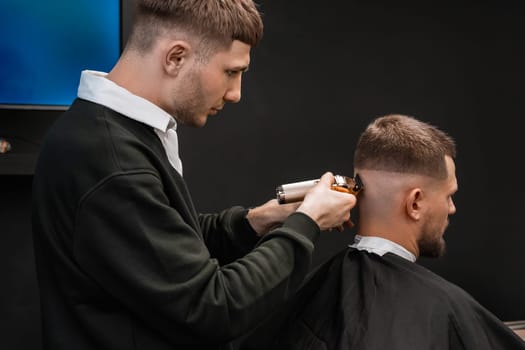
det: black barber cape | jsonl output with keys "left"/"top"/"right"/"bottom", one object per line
{"left": 239, "top": 248, "right": 525, "bottom": 350}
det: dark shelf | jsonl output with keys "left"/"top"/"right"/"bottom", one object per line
{"left": 0, "top": 108, "right": 60, "bottom": 176}
{"left": 0, "top": 138, "right": 40, "bottom": 175}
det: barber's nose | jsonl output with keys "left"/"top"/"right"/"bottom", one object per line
{"left": 224, "top": 78, "right": 242, "bottom": 103}
{"left": 449, "top": 200, "right": 456, "bottom": 215}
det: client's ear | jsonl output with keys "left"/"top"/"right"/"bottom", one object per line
{"left": 405, "top": 188, "right": 423, "bottom": 221}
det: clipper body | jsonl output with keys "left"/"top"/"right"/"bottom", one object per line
{"left": 276, "top": 174, "right": 363, "bottom": 204}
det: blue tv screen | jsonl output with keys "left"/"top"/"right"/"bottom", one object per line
{"left": 0, "top": 0, "right": 121, "bottom": 109}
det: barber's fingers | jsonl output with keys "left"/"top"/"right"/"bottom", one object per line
{"left": 296, "top": 171, "right": 358, "bottom": 231}
{"left": 318, "top": 171, "right": 335, "bottom": 185}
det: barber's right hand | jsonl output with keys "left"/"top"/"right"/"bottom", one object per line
{"left": 296, "top": 172, "right": 357, "bottom": 231}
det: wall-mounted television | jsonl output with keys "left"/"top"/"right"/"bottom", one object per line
{"left": 0, "top": 0, "right": 121, "bottom": 110}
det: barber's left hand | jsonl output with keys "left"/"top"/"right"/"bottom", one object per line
{"left": 246, "top": 199, "right": 301, "bottom": 236}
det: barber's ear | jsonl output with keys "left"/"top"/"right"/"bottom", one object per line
{"left": 164, "top": 41, "right": 191, "bottom": 76}
{"left": 406, "top": 188, "right": 423, "bottom": 221}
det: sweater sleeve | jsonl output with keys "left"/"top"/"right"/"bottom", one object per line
{"left": 74, "top": 171, "right": 320, "bottom": 345}
{"left": 198, "top": 207, "right": 260, "bottom": 265}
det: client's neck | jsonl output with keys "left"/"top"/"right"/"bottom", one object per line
{"left": 357, "top": 221, "right": 420, "bottom": 258}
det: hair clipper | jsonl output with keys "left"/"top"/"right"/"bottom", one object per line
{"left": 276, "top": 174, "right": 363, "bottom": 204}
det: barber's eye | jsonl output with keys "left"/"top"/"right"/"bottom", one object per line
{"left": 226, "top": 70, "right": 240, "bottom": 77}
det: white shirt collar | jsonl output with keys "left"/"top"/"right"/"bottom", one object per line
{"left": 350, "top": 235, "right": 416, "bottom": 262}
{"left": 77, "top": 70, "right": 174, "bottom": 132}
{"left": 77, "top": 70, "right": 183, "bottom": 175}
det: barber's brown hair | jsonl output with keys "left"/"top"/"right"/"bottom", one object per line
{"left": 354, "top": 114, "right": 456, "bottom": 179}
{"left": 126, "top": 0, "right": 263, "bottom": 55}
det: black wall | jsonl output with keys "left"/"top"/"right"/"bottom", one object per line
{"left": 180, "top": 0, "right": 525, "bottom": 319}
{"left": 1, "top": 1, "right": 524, "bottom": 349}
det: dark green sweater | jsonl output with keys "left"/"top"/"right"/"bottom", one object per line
{"left": 32, "top": 99, "right": 320, "bottom": 350}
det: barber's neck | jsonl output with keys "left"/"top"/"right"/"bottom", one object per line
{"left": 107, "top": 50, "right": 165, "bottom": 107}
